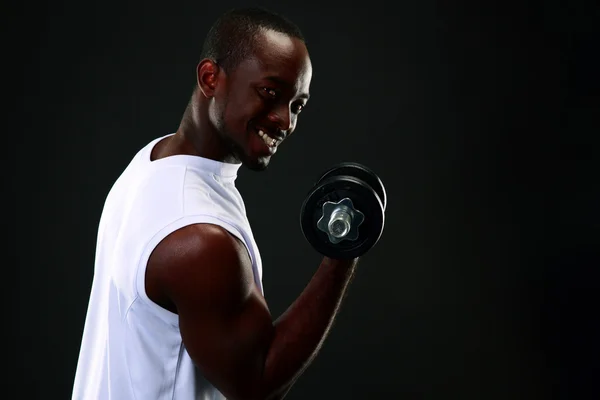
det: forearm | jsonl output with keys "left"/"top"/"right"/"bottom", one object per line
{"left": 259, "top": 256, "right": 359, "bottom": 398}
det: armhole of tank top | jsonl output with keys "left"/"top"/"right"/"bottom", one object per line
{"left": 134, "top": 214, "right": 252, "bottom": 326}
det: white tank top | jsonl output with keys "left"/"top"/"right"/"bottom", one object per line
{"left": 72, "top": 134, "right": 264, "bottom": 399}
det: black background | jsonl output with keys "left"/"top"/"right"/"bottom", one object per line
{"left": 9, "top": 0, "right": 599, "bottom": 398}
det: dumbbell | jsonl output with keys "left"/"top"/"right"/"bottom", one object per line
{"left": 300, "top": 162, "right": 386, "bottom": 259}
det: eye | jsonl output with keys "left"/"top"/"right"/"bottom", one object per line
{"left": 293, "top": 104, "right": 304, "bottom": 113}
{"left": 261, "top": 87, "right": 278, "bottom": 98}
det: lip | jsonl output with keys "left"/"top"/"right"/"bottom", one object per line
{"left": 256, "top": 126, "right": 285, "bottom": 142}
{"left": 252, "top": 127, "right": 278, "bottom": 156}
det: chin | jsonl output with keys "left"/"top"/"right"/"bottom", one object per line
{"left": 226, "top": 136, "right": 271, "bottom": 172}
{"left": 244, "top": 157, "right": 271, "bottom": 172}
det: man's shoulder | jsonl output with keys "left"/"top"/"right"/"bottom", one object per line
{"left": 147, "top": 222, "right": 254, "bottom": 298}
{"left": 159, "top": 223, "right": 250, "bottom": 264}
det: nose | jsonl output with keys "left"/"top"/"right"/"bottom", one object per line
{"left": 268, "top": 105, "right": 293, "bottom": 132}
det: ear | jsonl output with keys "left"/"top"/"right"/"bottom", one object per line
{"left": 196, "top": 59, "right": 220, "bottom": 98}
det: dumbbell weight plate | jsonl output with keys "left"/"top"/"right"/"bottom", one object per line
{"left": 315, "top": 162, "right": 387, "bottom": 211}
{"left": 300, "top": 175, "right": 385, "bottom": 259}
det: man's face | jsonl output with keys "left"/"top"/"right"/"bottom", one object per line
{"left": 210, "top": 29, "right": 312, "bottom": 171}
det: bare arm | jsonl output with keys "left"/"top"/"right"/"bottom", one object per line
{"left": 146, "top": 223, "right": 358, "bottom": 400}
{"left": 263, "top": 256, "right": 357, "bottom": 399}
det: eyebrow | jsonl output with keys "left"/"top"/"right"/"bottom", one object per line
{"left": 265, "top": 76, "right": 310, "bottom": 100}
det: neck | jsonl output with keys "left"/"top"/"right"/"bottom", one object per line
{"left": 166, "top": 91, "right": 238, "bottom": 164}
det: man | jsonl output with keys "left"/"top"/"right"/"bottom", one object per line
{"left": 72, "top": 7, "right": 362, "bottom": 400}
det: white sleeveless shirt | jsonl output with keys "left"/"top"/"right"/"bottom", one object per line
{"left": 72, "top": 134, "right": 263, "bottom": 399}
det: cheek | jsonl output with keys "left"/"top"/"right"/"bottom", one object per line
{"left": 227, "top": 93, "right": 264, "bottom": 126}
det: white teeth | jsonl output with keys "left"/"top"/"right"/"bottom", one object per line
{"left": 258, "top": 130, "right": 276, "bottom": 147}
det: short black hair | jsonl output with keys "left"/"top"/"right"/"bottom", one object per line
{"left": 200, "top": 7, "right": 305, "bottom": 73}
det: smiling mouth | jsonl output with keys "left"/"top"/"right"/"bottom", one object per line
{"left": 256, "top": 128, "right": 281, "bottom": 148}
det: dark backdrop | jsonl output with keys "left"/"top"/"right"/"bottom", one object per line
{"left": 9, "top": 0, "right": 599, "bottom": 399}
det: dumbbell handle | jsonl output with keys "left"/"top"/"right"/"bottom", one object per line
{"left": 317, "top": 198, "right": 365, "bottom": 244}
{"left": 328, "top": 207, "right": 353, "bottom": 239}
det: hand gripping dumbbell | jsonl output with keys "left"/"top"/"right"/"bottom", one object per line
{"left": 300, "top": 162, "right": 387, "bottom": 259}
